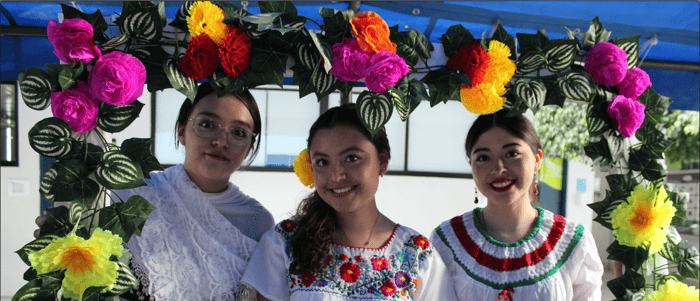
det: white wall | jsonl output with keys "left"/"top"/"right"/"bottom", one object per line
{"left": 564, "top": 160, "right": 596, "bottom": 234}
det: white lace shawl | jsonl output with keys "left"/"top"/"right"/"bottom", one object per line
{"left": 119, "top": 165, "right": 258, "bottom": 301}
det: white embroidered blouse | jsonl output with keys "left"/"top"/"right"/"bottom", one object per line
{"left": 430, "top": 207, "right": 604, "bottom": 301}
{"left": 242, "top": 220, "right": 458, "bottom": 300}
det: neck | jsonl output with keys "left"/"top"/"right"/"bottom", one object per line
{"left": 481, "top": 200, "right": 539, "bottom": 243}
{"left": 335, "top": 200, "right": 386, "bottom": 248}
{"left": 182, "top": 165, "right": 230, "bottom": 193}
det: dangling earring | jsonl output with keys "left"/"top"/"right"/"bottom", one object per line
{"left": 533, "top": 172, "right": 539, "bottom": 195}
{"left": 474, "top": 187, "right": 479, "bottom": 204}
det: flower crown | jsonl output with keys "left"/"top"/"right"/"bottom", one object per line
{"left": 294, "top": 149, "right": 314, "bottom": 188}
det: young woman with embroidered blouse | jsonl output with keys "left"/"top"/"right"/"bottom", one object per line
{"left": 35, "top": 82, "right": 274, "bottom": 301}
{"left": 242, "top": 104, "right": 457, "bottom": 300}
{"left": 429, "top": 110, "right": 604, "bottom": 301}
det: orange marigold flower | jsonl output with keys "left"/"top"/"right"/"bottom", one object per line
{"left": 350, "top": 11, "right": 396, "bottom": 55}
{"left": 459, "top": 82, "right": 507, "bottom": 115}
{"left": 293, "top": 149, "right": 314, "bottom": 188}
{"left": 187, "top": 1, "right": 229, "bottom": 45}
{"left": 446, "top": 43, "right": 491, "bottom": 87}
{"left": 485, "top": 40, "right": 516, "bottom": 87}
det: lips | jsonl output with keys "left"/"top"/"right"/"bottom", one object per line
{"left": 490, "top": 178, "right": 515, "bottom": 192}
{"left": 329, "top": 185, "right": 358, "bottom": 198}
{"left": 206, "top": 152, "right": 230, "bottom": 162}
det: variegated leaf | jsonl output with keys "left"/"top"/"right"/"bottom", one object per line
{"left": 97, "top": 34, "right": 130, "bottom": 51}
{"left": 308, "top": 29, "right": 332, "bottom": 73}
{"left": 512, "top": 79, "right": 546, "bottom": 110}
{"left": 176, "top": 1, "right": 195, "bottom": 19}
{"left": 69, "top": 203, "right": 84, "bottom": 227}
{"left": 164, "top": 58, "right": 197, "bottom": 100}
{"left": 19, "top": 68, "right": 53, "bottom": 110}
{"left": 16, "top": 234, "right": 61, "bottom": 266}
{"left": 595, "top": 197, "right": 626, "bottom": 228}
{"left": 95, "top": 151, "right": 146, "bottom": 190}
{"left": 10, "top": 279, "right": 43, "bottom": 301}
{"left": 39, "top": 166, "right": 58, "bottom": 202}
{"left": 96, "top": 101, "right": 145, "bottom": 133}
{"left": 119, "top": 9, "right": 161, "bottom": 42}
{"left": 310, "top": 60, "right": 338, "bottom": 98}
{"left": 28, "top": 117, "right": 76, "bottom": 158}
{"left": 515, "top": 52, "right": 545, "bottom": 76}
{"left": 612, "top": 36, "right": 640, "bottom": 70}
{"left": 557, "top": 71, "right": 595, "bottom": 102}
{"left": 586, "top": 104, "right": 608, "bottom": 136}
{"left": 356, "top": 91, "right": 393, "bottom": 136}
{"left": 606, "top": 133, "right": 625, "bottom": 158}
{"left": 104, "top": 261, "right": 139, "bottom": 295}
{"left": 297, "top": 43, "right": 320, "bottom": 70}
{"left": 387, "top": 87, "right": 409, "bottom": 121}
{"left": 543, "top": 40, "right": 578, "bottom": 73}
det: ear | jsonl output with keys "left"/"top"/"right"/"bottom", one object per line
{"left": 534, "top": 149, "right": 544, "bottom": 172}
{"left": 379, "top": 152, "right": 389, "bottom": 176}
{"left": 177, "top": 123, "right": 187, "bottom": 147}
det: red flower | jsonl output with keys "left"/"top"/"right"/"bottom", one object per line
{"left": 219, "top": 26, "right": 252, "bottom": 78}
{"left": 446, "top": 43, "right": 490, "bottom": 88}
{"left": 354, "top": 255, "right": 364, "bottom": 262}
{"left": 180, "top": 34, "right": 220, "bottom": 80}
{"left": 413, "top": 235, "right": 430, "bottom": 250}
{"left": 325, "top": 255, "right": 332, "bottom": 266}
{"left": 281, "top": 220, "right": 297, "bottom": 233}
{"left": 371, "top": 257, "right": 389, "bottom": 271}
{"left": 300, "top": 273, "right": 316, "bottom": 287}
{"left": 339, "top": 254, "right": 349, "bottom": 261}
{"left": 339, "top": 262, "right": 361, "bottom": 283}
{"left": 379, "top": 279, "right": 398, "bottom": 297}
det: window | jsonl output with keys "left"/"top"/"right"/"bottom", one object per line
{"left": 1, "top": 82, "right": 18, "bottom": 166}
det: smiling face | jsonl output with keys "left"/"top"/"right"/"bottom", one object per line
{"left": 178, "top": 93, "right": 255, "bottom": 190}
{"left": 309, "top": 124, "right": 388, "bottom": 215}
{"left": 470, "top": 126, "right": 543, "bottom": 207}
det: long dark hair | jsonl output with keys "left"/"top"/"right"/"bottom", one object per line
{"left": 174, "top": 82, "right": 262, "bottom": 165}
{"left": 290, "top": 103, "right": 391, "bottom": 275}
{"left": 465, "top": 110, "right": 544, "bottom": 207}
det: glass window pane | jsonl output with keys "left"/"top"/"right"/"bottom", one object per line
{"left": 351, "top": 91, "right": 406, "bottom": 171}
{"left": 248, "top": 89, "right": 267, "bottom": 167}
{"left": 154, "top": 89, "right": 186, "bottom": 165}
{"left": 407, "top": 101, "right": 478, "bottom": 173}
{"left": 328, "top": 92, "right": 340, "bottom": 109}
{"left": 265, "top": 89, "right": 319, "bottom": 166}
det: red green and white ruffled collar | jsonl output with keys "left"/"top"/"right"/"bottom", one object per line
{"left": 434, "top": 207, "right": 584, "bottom": 291}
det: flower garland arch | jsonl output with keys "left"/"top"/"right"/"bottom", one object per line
{"left": 14, "top": 1, "right": 698, "bottom": 300}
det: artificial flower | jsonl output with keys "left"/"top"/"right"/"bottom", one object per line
{"left": 413, "top": 235, "right": 430, "bottom": 250}
{"left": 50, "top": 81, "right": 100, "bottom": 133}
{"left": 642, "top": 279, "right": 699, "bottom": 301}
{"left": 372, "top": 257, "right": 389, "bottom": 271}
{"left": 28, "top": 228, "right": 124, "bottom": 300}
{"left": 459, "top": 82, "right": 507, "bottom": 115}
{"left": 219, "top": 26, "right": 252, "bottom": 78}
{"left": 88, "top": 51, "right": 146, "bottom": 106}
{"left": 617, "top": 67, "right": 652, "bottom": 100}
{"left": 607, "top": 95, "right": 646, "bottom": 138}
{"left": 281, "top": 219, "right": 297, "bottom": 233}
{"left": 395, "top": 271, "right": 412, "bottom": 288}
{"left": 379, "top": 279, "right": 398, "bottom": 296}
{"left": 47, "top": 19, "right": 101, "bottom": 65}
{"left": 584, "top": 42, "right": 629, "bottom": 87}
{"left": 446, "top": 43, "right": 490, "bottom": 87}
{"left": 339, "top": 254, "right": 349, "bottom": 261}
{"left": 350, "top": 11, "right": 396, "bottom": 55}
{"left": 339, "top": 262, "right": 361, "bottom": 283}
{"left": 354, "top": 255, "right": 364, "bottom": 262}
{"left": 293, "top": 149, "right": 314, "bottom": 188}
{"left": 611, "top": 185, "right": 676, "bottom": 255}
{"left": 300, "top": 273, "right": 317, "bottom": 287}
{"left": 484, "top": 40, "right": 516, "bottom": 87}
{"left": 330, "top": 38, "right": 371, "bottom": 82}
{"left": 179, "top": 34, "right": 221, "bottom": 81}
{"left": 187, "top": 1, "right": 229, "bottom": 46}
{"left": 365, "top": 51, "right": 410, "bottom": 94}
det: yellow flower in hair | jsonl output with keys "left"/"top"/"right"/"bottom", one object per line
{"left": 29, "top": 228, "right": 124, "bottom": 300}
{"left": 187, "top": 1, "right": 229, "bottom": 45}
{"left": 459, "top": 82, "right": 507, "bottom": 115}
{"left": 611, "top": 185, "right": 676, "bottom": 255}
{"left": 642, "top": 278, "right": 699, "bottom": 301}
{"left": 294, "top": 149, "right": 315, "bottom": 188}
{"left": 485, "top": 40, "right": 516, "bottom": 87}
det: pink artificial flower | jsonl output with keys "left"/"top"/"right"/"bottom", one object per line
{"left": 371, "top": 258, "right": 389, "bottom": 271}
{"left": 365, "top": 51, "right": 410, "bottom": 94}
{"left": 47, "top": 19, "right": 101, "bottom": 65}
{"left": 585, "top": 42, "right": 629, "bottom": 87}
{"left": 329, "top": 38, "right": 371, "bottom": 82}
{"left": 616, "top": 67, "right": 652, "bottom": 100}
{"left": 51, "top": 81, "right": 100, "bottom": 133}
{"left": 88, "top": 51, "right": 147, "bottom": 106}
{"left": 607, "top": 95, "right": 646, "bottom": 138}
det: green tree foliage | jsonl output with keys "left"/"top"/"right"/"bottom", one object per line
{"left": 663, "top": 110, "right": 699, "bottom": 168}
{"left": 532, "top": 102, "right": 590, "bottom": 162}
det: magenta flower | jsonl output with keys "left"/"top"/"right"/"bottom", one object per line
{"left": 47, "top": 19, "right": 101, "bottom": 65}
{"left": 616, "top": 67, "right": 652, "bottom": 100}
{"left": 88, "top": 51, "right": 147, "bottom": 106}
{"left": 365, "top": 51, "right": 410, "bottom": 94}
{"left": 585, "top": 42, "right": 629, "bottom": 87}
{"left": 607, "top": 95, "right": 646, "bottom": 138}
{"left": 51, "top": 81, "right": 99, "bottom": 133}
{"left": 329, "top": 38, "right": 370, "bottom": 82}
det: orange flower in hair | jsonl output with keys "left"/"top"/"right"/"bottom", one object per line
{"left": 350, "top": 12, "right": 396, "bottom": 55}
{"left": 293, "top": 149, "right": 314, "bottom": 188}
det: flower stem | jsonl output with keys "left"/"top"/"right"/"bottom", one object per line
{"left": 93, "top": 130, "right": 111, "bottom": 151}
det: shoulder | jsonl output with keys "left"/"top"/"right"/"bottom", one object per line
{"left": 432, "top": 211, "right": 474, "bottom": 241}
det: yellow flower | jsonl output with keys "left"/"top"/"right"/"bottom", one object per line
{"left": 485, "top": 40, "right": 516, "bottom": 87}
{"left": 29, "top": 228, "right": 124, "bottom": 300}
{"left": 187, "top": 1, "right": 229, "bottom": 45}
{"left": 611, "top": 185, "right": 676, "bottom": 255}
{"left": 460, "top": 82, "right": 507, "bottom": 115}
{"left": 642, "top": 279, "right": 699, "bottom": 301}
{"left": 294, "top": 149, "right": 315, "bottom": 188}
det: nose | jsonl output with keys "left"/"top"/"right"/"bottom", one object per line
{"left": 492, "top": 159, "right": 507, "bottom": 174}
{"left": 211, "top": 130, "right": 230, "bottom": 148}
{"left": 329, "top": 162, "right": 347, "bottom": 182}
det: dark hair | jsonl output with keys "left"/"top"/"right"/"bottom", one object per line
{"left": 465, "top": 110, "right": 544, "bottom": 207}
{"left": 174, "top": 82, "right": 262, "bottom": 165}
{"left": 290, "top": 103, "right": 391, "bottom": 275}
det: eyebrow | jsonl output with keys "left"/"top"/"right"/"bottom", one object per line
{"left": 313, "top": 146, "right": 365, "bottom": 158}
{"left": 472, "top": 143, "right": 522, "bottom": 154}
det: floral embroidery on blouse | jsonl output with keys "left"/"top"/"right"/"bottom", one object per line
{"left": 275, "top": 219, "right": 433, "bottom": 298}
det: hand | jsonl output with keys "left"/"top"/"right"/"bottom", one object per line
{"left": 33, "top": 210, "right": 48, "bottom": 239}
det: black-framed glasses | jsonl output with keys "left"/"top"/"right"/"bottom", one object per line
{"left": 189, "top": 116, "right": 254, "bottom": 147}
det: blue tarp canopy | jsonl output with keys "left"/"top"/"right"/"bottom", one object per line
{"left": 2, "top": 1, "right": 698, "bottom": 110}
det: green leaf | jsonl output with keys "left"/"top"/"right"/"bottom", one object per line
{"left": 164, "top": 58, "right": 197, "bottom": 101}
{"left": 440, "top": 24, "right": 475, "bottom": 58}
{"left": 16, "top": 234, "right": 61, "bottom": 266}
{"left": 96, "top": 101, "right": 145, "bottom": 133}
{"left": 56, "top": 62, "right": 86, "bottom": 91}
{"left": 63, "top": 141, "right": 104, "bottom": 172}
{"left": 103, "top": 261, "right": 139, "bottom": 295}
{"left": 512, "top": 79, "right": 546, "bottom": 111}
{"left": 98, "top": 195, "right": 156, "bottom": 243}
{"left": 393, "top": 27, "right": 434, "bottom": 67}
{"left": 46, "top": 160, "right": 100, "bottom": 207}
{"left": 586, "top": 102, "right": 613, "bottom": 137}
{"left": 605, "top": 133, "right": 625, "bottom": 158}
{"left": 607, "top": 240, "right": 650, "bottom": 272}
{"left": 514, "top": 52, "right": 546, "bottom": 76}
{"left": 666, "top": 189, "right": 688, "bottom": 226}
{"left": 611, "top": 36, "right": 640, "bottom": 70}
{"left": 491, "top": 24, "right": 517, "bottom": 60}
{"left": 308, "top": 30, "right": 333, "bottom": 73}
{"left": 516, "top": 32, "right": 548, "bottom": 58}
{"left": 676, "top": 241, "right": 699, "bottom": 279}
{"left": 543, "top": 39, "right": 578, "bottom": 73}
{"left": 628, "top": 149, "right": 667, "bottom": 181}
{"left": 60, "top": 3, "right": 109, "bottom": 42}
{"left": 215, "top": 1, "right": 251, "bottom": 25}
{"left": 395, "top": 78, "right": 427, "bottom": 121}
{"left": 239, "top": 12, "right": 283, "bottom": 25}
{"left": 295, "top": 42, "right": 321, "bottom": 70}
{"left": 387, "top": 86, "right": 409, "bottom": 122}
{"left": 607, "top": 269, "right": 645, "bottom": 299}
{"left": 557, "top": 70, "right": 596, "bottom": 102}
{"left": 320, "top": 8, "right": 354, "bottom": 45}
{"left": 131, "top": 45, "right": 173, "bottom": 93}
{"left": 422, "top": 67, "right": 468, "bottom": 106}
{"left": 580, "top": 17, "right": 612, "bottom": 51}
{"left": 355, "top": 91, "right": 394, "bottom": 136}
{"left": 259, "top": 1, "right": 297, "bottom": 16}
{"left": 590, "top": 191, "right": 626, "bottom": 229}
{"left": 10, "top": 279, "right": 43, "bottom": 301}
{"left": 82, "top": 286, "right": 107, "bottom": 301}
{"left": 117, "top": 7, "right": 163, "bottom": 43}
{"left": 96, "top": 34, "right": 130, "bottom": 52}
{"left": 37, "top": 270, "right": 64, "bottom": 292}
{"left": 95, "top": 151, "right": 146, "bottom": 190}
{"left": 584, "top": 138, "right": 613, "bottom": 166}
{"left": 503, "top": 93, "right": 529, "bottom": 117}
{"left": 28, "top": 117, "right": 77, "bottom": 159}
{"left": 637, "top": 87, "right": 673, "bottom": 123}
{"left": 606, "top": 174, "right": 639, "bottom": 199}
{"left": 120, "top": 138, "right": 164, "bottom": 179}
{"left": 540, "top": 78, "right": 567, "bottom": 107}
{"left": 19, "top": 67, "right": 53, "bottom": 110}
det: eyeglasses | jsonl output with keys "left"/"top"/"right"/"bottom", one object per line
{"left": 189, "top": 116, "right": 255, "bottom": 147}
